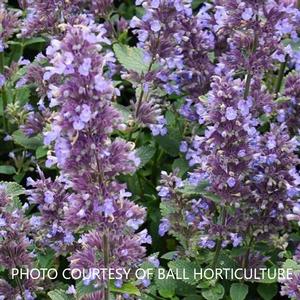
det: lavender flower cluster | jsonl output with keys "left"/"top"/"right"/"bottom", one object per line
{"left": 1, "top": 0, "right": 300, "bottom": 299}
{"left": 30, "top": 22, "right": 151, "bottom": 290}
{"left": 157, "top": 0, "right": 300, "bottom": 286}
{"left": 0, "top": 185, "right": 36, "bottom": 299}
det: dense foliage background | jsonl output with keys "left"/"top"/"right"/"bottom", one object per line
{"left": 1, "top": 0, "right": 300, "bottom": 299}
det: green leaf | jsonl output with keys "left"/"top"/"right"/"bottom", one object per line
{"left": 0, "top": 165, "right": 16, "bottom": 175}
{"left": 192, "top": 0, "right": 205, "bottom": 9}
{"left": 36, "top": 146, "right": 48, "bottom": 159}
{"left": 136, "top": 145, "right": 156, "bottom": 168}
{"left": 161, "top": 251, "right": 179, "bottom": 260}
{"left": 0, "top": 181, "right": 25, "bottom": 197}
{"left": 230, "top": 283, "right": 249, "bottom": 300}
{"left": 37, "top": 249, "right": 56, "bottom": 269}
{"left": 176, "top": 280, "right": 198, "bottom": 296}
{"left": 48, "top": 290, "right": 73, "bottom": 300}
{"left": 160, "top": 201, "right": 176, "bottom": 217}
{"left": 172, "top": 158, "right": 189, "bottom": 177}
{"left": 113, "top": 103, "right": 132, "bottom": 123}
{"left": 257, "top": 283, "right": 278, "bottom": 300}
{"left": 201, "top": 284, "right": 225, "bottom": 300}
{"left": 23, "top": 37, "right": 46, "bottom": 47}
{"left": 12, "top": 130, "right": 43, "bottom": 150}
{"left": 178, "top": 181, "right": 210, "bottom": 197}
{"left": 168, "top": 260, "right": 200, "bottom": 285}
{"left": 165, "top": 111, "right": 176, "bottom": 126}
{"left": 155, "top": 269, "right": 177, "bottom": 298}
{"left": 15, "top": 87, "right": 30, "bottom": 105}
{"left": 216, "top": 252, "right": 239, "bottom": 269}
{"left": 110, "top": 282, "right": 141, "bottom": 296}
{"left": 155, "top": 128, "right": 181, "bottom": 157}
{"left": 283, "top": 259, "right": 300, "bottom": 271}
{"left": 0, "top": 181, "right": 25, "bottom": 209}
{"left": 76, "top": 281, "right": 104, "bottom": 299}
{"left": 178, "top": 181, "right": 220, "bottom": 203}
{"left": 113, "top": 44, "right": 149, "bottom": 74}
{"left": 256, "top": 267, "right": 279, "bottom": 284}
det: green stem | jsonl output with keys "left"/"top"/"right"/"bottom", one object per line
{"left": 243, "top": 72, "right": 252, "bottom": 99}
{"left": 135, "top": 33, "right": 161, "bottom": 117}
{"left": 135, "top": 58, "right": 155, "bottom": 116}
{"left": 151, "top": 143, "right": 163, "bottom": 184}
{"left": 244, "top": 26, "right": 258, "bottom": 99}
{"left": 274, "top": 58, "right": 287, "bottom": 95}
{"left": 103, "top": 233, "right": 110, "bottom": 300}
{"left": 212, "top": 239, "right": 222, "bottom": 270}
{"left": 140, "top": 174, "right": 156, "bottom": 190}
{"left": 8, "top": 251, "right": 25, "bottom": 300}
{"left": 242, "top": 234, "right": 255, "bottom": 270}
{"left": 0, "top": 52, "right": 7, "bottom": 132}
{"left": 15, "top": 273, "right": 25, "bottom": 300}
{"left": 0, "top": 51, "right": 4, "bottom": 73}
{"left": 2, "top": 89, "right": 8, "bottom": 131}
{"left": 212, "top": 207, "right": 227, "bottom": 269}
{"left": 137, "top": 172, "right": 145, "bottom": 197}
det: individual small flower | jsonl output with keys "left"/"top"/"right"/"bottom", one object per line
{"left": 199, "top": 236, "right": 216, "bottom": 249}
{"left": 287, "top": 203, "right": 300, "bottom": 225}
{"left": 149, "top": 115, "right": 167, "bottom": 136}
{"left": 0, "top": 74, "right": 5, "bottom": 88}
{"left": 159, "top": 218, "right": 170, "bottom": 237}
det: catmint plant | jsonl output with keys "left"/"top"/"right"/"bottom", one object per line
{"left": 1, "top": 0, "right": 300, "bottom": 299}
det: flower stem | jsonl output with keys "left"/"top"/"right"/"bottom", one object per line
{"left": 0, "top": 52, "right": 7, "bottom": 132}
{"left": 103, "top": 233, "right": 110, "bottom": 300}
{"left": 135, "top": 58, "right": 155, "bottom": 116}
{"left": 274, "top": 58, "right": 287, "bottom": 95}
{"left": 244, "top": 27, "right": 258, "bottom": 100}
{"left": 242, "top": 233, "right": 255, "bottom": 270}
{"left": 8, "top": 251, "right": 25, "bottom": 300}
{"left": 212, "top": 239, "right": 222, "bottom": 270}
{"left": 243, "top": 72, "right": 252, "bottom": 99}
{"left": 0, "top": 52, "right": 4, "bottom": 74}
{"left": 212, "top": 207, "right": 227, "bottom": 269}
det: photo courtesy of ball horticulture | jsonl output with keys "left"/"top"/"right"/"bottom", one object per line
{"left": 1, "top": 0, "right": 300, "bottom": 299}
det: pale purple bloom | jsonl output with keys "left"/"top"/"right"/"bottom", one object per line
{"left": 0, "top": 74, "right": 5, "bottom": 88}
{"left": 242, "top": 7, "right": 253, "bottom": 21}
{"left": 159, "top": 218, "right": 170, "bottom": 236}
{"left": 227, "top": 177, "right": 236, "bottom": 188}
{"left": 199, "top": 236, "right": 216, "bottom": 249}
{"left": 150, "top": 20, "right": 161, "bottom": 32}
{"left": 225, "top": 106, "right": 237, "bottom": 120}
{"left": 78, "top": 58, "right": 92, "bottom": 76}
